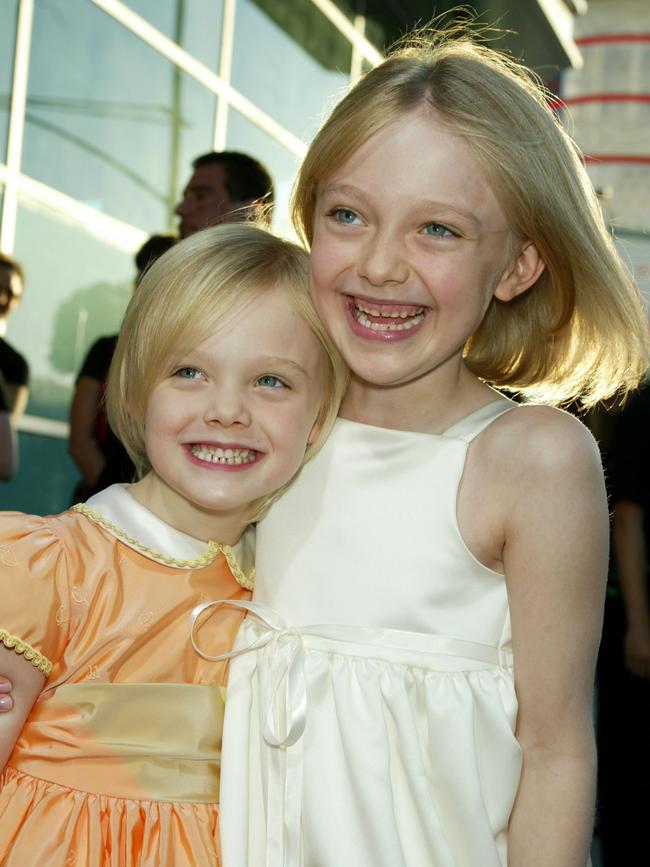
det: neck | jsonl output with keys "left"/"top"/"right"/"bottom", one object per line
{"left": 129, "top": 474, "right": 249, "bottom": 547}
{"left": 340, "top": 363, "right": 494, "bottom": 435}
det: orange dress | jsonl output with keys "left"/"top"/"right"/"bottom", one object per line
{"left": 0, "top": 484, "right": 253, "bottom": 866}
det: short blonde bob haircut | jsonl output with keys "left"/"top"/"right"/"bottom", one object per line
{"left": 106, "top": 223, "right": 348, "bottom": 515}
{"left": 292, "top": 25, "right": 649, "bottom": 406}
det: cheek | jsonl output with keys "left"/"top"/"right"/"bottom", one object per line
{"left": 144, "top": 397, "right": 184, "bottom": 443}
{"left": 274, "top": 403, "right": 320, "bottom": 464}
{"left": 142, "top": 409, "right": 165, "bottom": 459}
{"left": 309, "top": 232, "right": 341, "bottom": 293}
{"left": 309, "top": 268, "right": 341, "bottom": 340}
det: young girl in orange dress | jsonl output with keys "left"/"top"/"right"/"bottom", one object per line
{"left": 0, "top": 223, "right": 346, "bottom": 866}
{"left": 217, "top": 26, "right": 650, "bottom": 867}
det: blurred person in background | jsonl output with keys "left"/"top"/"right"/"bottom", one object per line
{"left": 0, "top": 254, "right": 29, "bottom": 422}
{"left": 597, "top": 383, "right": 650, "bottom": 865}
{"left": 175, "top": 150, "right": 274, "bottom": 238}
{"left": 0, "top": 372, "right": 15, "bottom": 481}
{"left": 68, "top": 234, "right": 176, "bottom": 501}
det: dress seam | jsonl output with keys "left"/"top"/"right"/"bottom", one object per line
{"left": 302, "top": 645, "right": 514, "bottom": 676}
{"left": 1, "top": 765, "right": 220, "bottom": 806}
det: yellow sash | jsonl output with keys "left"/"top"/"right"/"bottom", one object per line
{"left": 10, "top": 683, "right": 223, "bottom": 802}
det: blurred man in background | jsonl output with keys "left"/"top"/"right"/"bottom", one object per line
{"left": 0, "top": 254, "right": 29, "bottom": 422}
{"left": 175, "top": 150, "right": 274, "bottom": 238}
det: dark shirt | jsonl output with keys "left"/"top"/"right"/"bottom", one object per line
{"left": 609, "top": 385, "right": 650, "bottom": 568}
{"left": 75, "top": 335, "right": 135, "bottom": 495}
{"left": 0, "top": 336, "right": 29, "bottom": 388}
{"left": 0, "top": 371, "right": 9, "bottom": 413}
{"left": 77, "top": 335, "right": 119, "bottom": 448}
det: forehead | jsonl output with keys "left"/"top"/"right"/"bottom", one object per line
{"left": 324, "top": 107, "right": 506, "bottom": 228}
{"left": 186, "top": 163, "right": 229, "bottom": 197}
{"left": 191, "top": 286, "right": 324, "bottom": 372}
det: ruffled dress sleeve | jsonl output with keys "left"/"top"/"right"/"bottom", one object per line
{"left": 0, "top": 512, "right": 70, "bottom": 678}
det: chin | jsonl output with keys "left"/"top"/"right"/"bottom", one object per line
{"left": 348, "top": 358, "right": 414, "bottom": 388}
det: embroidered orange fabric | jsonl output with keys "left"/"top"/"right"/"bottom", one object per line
{"left": 0, "top": 510, "right": 251, "bottom": 866}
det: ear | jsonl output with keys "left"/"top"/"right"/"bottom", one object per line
{"left": 493, "top": 241, "right": 546, "bottom": 303}
{"left": 307, "top": 414, "right": 322, "bottom": 447}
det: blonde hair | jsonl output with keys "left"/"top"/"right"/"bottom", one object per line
{"left": 106, "top": 223, "right": 348, "bottom": 515}
{"left": 292, "top": 25, "right": 649, "bottom": 406}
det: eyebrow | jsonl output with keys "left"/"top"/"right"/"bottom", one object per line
{"left": 321, "top": 183, "right": 372, "bottom": 207}
{"left": 258, "top": 356, "right": 310, "bottom": 378}
{"left": 321, "top": 183, "right": 481, "bottom": 228}
{"left": 179, "top": 351, "right": 310, "bottom": 379}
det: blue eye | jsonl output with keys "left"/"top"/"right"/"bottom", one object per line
{"left": 256, "top": 374, "right": 287, "bottom": 389}
{"left": 422, "top": 223, "right": 455, "bottom": 238}
{"left": 175, "top": 366, "right": 203, "bottom": 380}
{"left": 331, "top": 208, "right": 361, "bottom": 225}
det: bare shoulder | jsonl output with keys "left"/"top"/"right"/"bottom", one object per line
{"left": 459, "top": 402, "right": 606, "bottom": 572}
{"left": 478, "top": 403, "right": 602, "bottom": 482}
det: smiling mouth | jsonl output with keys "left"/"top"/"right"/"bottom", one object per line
{"left": 351, "top": 299, "right": 426, "bottom": 333}
{"left": 189, "top": 445, "right": 258, "bottom": 465}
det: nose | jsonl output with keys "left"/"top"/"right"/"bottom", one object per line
{"left": 175, "top": 196, "right": 190, "bottom": 217}
{"left": 358, "top": 230, "right": 409, "bottom": 287}
{"left": 204, "top": 385, "right": 250, "bottom": 428}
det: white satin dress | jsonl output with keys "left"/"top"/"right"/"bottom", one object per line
{"left": 219, "top": 400, "right": 522, "bottom": 867}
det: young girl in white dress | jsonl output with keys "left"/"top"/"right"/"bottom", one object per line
{"left": 213, "top": 28, "right": 650, "bottom": 867}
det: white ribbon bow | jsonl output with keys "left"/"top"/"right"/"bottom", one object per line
{"left": 190, "top": 599, "right": 307, "bottom": 867}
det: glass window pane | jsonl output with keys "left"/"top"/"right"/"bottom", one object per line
{"left": 226, "top": 108, "right": 300, "bottom": 237}
{"left": 125, "top": 0, "right": 223, "bottom": 71}
{"left": 329, "top": 0, "right": 354, "bottom": 23}
{"left": 0, "top": 0, "right": 19, "bottom": 163}
{"left": 23, "top": 0, "right": 216, "bottom": 232}
{"left": 7, "top": 198, "right": 134, "bottom": 423}
{"left": 232, "top": 0, "right": 351, "bottom": 142}
{"left": 0, "top": 433, "right": 78, "bottom": 515}
{"left": 363, "top": 15, "right": 386, "bottom": 53}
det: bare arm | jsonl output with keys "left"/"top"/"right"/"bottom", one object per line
{"left": 0, "top": 410, "right": 15, "bottom": 480}
{"left": 498, "top": 410, "right": 607, "bottom": 867}
{"left": 68, "top": 376, "right": 106, "bottom": 486}
{"left": 5, "top": 382, "right": 29, "bottom": 422}
{"left": 0, "top": 647, "right": 44, "bottom": 770}
{"left": 613, "top": 500, "right": 650, "bottom": 678}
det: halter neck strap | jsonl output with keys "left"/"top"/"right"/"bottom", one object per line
{"left": 443, "top": 399, "right": 516, "bottom": 443}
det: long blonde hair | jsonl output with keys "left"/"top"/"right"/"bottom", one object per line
{"left": 292, "top": 26, "right": 648, "bottom": 406}
{"left": 106, "top": 224, "right": 348, "bottom": 513}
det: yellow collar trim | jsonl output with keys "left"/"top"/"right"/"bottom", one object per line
{"left": 70, "top": 503, "right": 255, "bottom": 590}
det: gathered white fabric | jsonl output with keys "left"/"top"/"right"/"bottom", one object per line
{"left": 220, "top": 400, "right": 522, "bottom": 867}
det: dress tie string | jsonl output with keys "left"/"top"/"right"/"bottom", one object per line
{"left": 190, "top": 599, "right": 307, "bottom": 867}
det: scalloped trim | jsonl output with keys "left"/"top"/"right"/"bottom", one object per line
{"left": 221, "top": 546, "right": 255, "bottom": 591}
{"left": 0, "top": 628, "right": 52, "bottom": 676}
{"left": 70, "top": 503, "right": 254, "bottom": 589}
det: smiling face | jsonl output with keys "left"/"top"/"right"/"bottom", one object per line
{"left": 137, "top": 286, "right": 326, "bottom": 543}
{"left": 309, "top": 108, "right": 533, "bottom": 404}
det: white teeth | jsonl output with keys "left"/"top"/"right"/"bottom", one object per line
{"left": 355, "top": 309, "right": 425, "bottom": 332}
{"left": 357, "top": 304, "right": 424, "bottom": 319}
{"left": 190, "top": 445, "right": 257, "bottom": 465}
